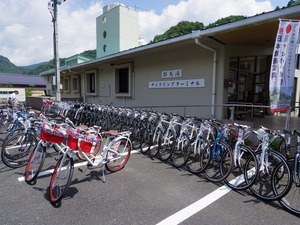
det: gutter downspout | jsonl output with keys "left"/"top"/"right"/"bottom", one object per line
{"left": 194, "top": 38, "right": 217, "bottom": 119}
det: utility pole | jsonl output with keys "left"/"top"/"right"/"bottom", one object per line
{"left": 53, "top": 0, "right": 61, "bottom": 101}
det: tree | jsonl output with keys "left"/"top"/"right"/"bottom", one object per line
{"left": 151, "top": 21, "right": 204, "bottom": 43}
{"left": 81, "top": 50, "right": 96, "bottom": 59}
{"left": 205, "top": 15, "right": 246, "bottom": 29}
{"left": 151, "top": 16, "right": 246, "bottom": 43}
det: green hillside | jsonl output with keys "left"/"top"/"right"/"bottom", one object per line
{"left": 0, "top": 49, "right": 96, "bottom": 75}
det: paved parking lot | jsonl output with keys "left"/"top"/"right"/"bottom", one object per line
{"left": 0, "top": 147, "right": 299, "bottom": 225}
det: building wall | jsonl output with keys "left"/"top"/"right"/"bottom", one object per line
{"left": 84, "top": 40, "right": 226, "bottom": 119}
{"left": 59, "top": 40, "right": 296, "bottom": 121}
{"left": 96, "top": 4, "right": 139, "bottom": 58}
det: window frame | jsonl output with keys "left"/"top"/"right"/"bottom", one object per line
{"left": 114, "top": 63, "right": 133, "bottom": 97}
{"left": 85, "top": 70, "right": 97, "bottom": 96}
{"left": 71, "top": 75, "right": 79, "bottom": 92}
{"left": 63, "top": 77, "right": 70, "bottom": 92}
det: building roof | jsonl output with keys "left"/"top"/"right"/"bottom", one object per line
{"left": 0, "top": 73, "right": 47, "bottom": 86}
{"left": 65, "top": 54, "right": 94, "bottom": 62}
{"left": 40, "top": 4, "right": 300, "bottom": 76}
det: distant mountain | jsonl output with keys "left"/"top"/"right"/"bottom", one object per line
{"left": 0, "top": 49, "right": 96, "bottom": 75}
{"left": 20, "top": 62, "right": 48, "bottom": 70}
{"left": 0, "top": 56, "right": 22, "bottom": 74}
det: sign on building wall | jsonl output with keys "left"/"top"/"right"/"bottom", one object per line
{"left": 161, "top": 69, "right": 182, "bottom": 78}
{"left": 149, "top": 79, "right": 205, "bottom": 89}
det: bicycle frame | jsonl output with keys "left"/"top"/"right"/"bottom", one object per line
{"left": 255, "top": 128, "right": 282, "bottom": 174}
{"left": 193, "top": 120, "right": 215, "bottom": 155}
{"left": 67, "top": 131, "right": 132, "bottom": 182}
{"left": 233, "top": 124, "right": 251, "bottom": 167}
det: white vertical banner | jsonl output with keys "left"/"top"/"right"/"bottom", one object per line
{"left": 269, "top": 20, "right": 300, "bottom": 113}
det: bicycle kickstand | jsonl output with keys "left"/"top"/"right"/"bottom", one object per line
{"left": 101, "top": 164, "right": 106, "bottom": 183}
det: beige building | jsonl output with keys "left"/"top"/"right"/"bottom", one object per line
{"left": 41, "top": 5, "right": 300, "bottom": 121}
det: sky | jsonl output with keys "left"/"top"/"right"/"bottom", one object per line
{"left": 0, "top": 0, "right": 292, "bottom": 66}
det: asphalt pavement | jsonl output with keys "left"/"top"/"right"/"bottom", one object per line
{"left": 0, "top": 145, "right": 299, "bottom": 225}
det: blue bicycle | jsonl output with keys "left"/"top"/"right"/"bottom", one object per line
{"left": 202, "top": 122, "right": 233, "bottom": 182}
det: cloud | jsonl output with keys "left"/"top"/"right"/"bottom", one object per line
{"left": 0, "top": 0, "right": 275, "bottom": 66}
{"left": 0, "top": 0, "right": 103, "bottom": 66}
{"left": 139, "top": 0, "right": 273, "bottom": 42}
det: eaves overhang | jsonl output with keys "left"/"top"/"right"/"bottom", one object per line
{"left": 193, "top": 4, "right": 300, "bottom": 46}
{"left": 40, "top": 5, "right": 300, "bottom": 76}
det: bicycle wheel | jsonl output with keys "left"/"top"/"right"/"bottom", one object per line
{"left": 0, "top": 121, "right": 12, "bottom": 134}
{"left": 277, "top": 158, "right": 299, "bottom": 215}
{"left": 148, "top": 127, "right": 163, "bottom": 157}
{"left": 157, "top": 129, "right": 176, "bottom": 161}
{"left": 25, "top": 141, "right": 46, "bottom": 184}
{"left": 139, "top": 123, "right": 155, "bottom": 154}
{"left": 186, "top": 136, "right": 210, "bottom": 174}
{"left": 249, "top": 149, "right": 291, "bottom": 201}
{"left": 223, "top": 144, "right": 259, "bottom": 190}
{"left": 170, "top": 133, "right": 191, "bottom": 168}
{"left": 278, "top": 138, "right": 288, "bottom": 158}
{"left": 203, "top": 141, "right": 233, "bottom": 183}
{"left": 2, "top": 128, "right": 24, "bottom": 143}
{"left": 1, "top": 132, "right": 37, "bottom": 168}
{"left": 105, "top": 138, "right": 131, "bottom": 172}
{"left": 49, "top": 154, "right": 74, "bottom": 204}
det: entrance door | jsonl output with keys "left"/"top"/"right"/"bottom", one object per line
{"left": 228, "top": 56, "right": 271, "bottom": 119}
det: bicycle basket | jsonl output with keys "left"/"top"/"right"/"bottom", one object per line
{"left": 67, "top": 128, "right": 101, "bottom": 154}
{"left": 40, "top": 123, "right": 67, "bottom": 144}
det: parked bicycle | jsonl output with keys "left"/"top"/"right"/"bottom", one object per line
{"left": 275, "top": 129, "right": 300, "bottom": 215}
{"left": 246, "top": 126, "right": 292, "bottom": 201}
{"left": 48, "top": 127, "right": 132, "bottom": 204}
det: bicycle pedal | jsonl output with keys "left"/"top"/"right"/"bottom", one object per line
{"left": 78, "top": 167, "right": 87, "bottom": 173}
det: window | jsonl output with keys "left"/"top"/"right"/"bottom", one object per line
{"left": 114, "top": 64, "right": 133, "bottom": 97}
{"left": 72, "top": 76, "right": 79, "bottom": 92}
{"left": 102, "top": 16, "right": 106, "bottom": 24}
{"left": 103, "top": 31, "right": 107, "bottom": 38}
{"left": 63, "top": 77, "right": 70, "bottom": 92}
{"left": 85, "top": 70, "right": 97, "bottom": 95}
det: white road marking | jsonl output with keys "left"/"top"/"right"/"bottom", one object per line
{"left": 18, "top": 146, "right": 251, "bottom": 225}
{"left": 156, "top": 185, "right": 232, "bottom": 225}
{"left": 157, "top": 168, "right": 256, "bottom": 225}
{"left": 18, "top": 149, "right": 141, "bottom": 182}
{"left": 18, "top": 161, "right": 88, "bottom": 181}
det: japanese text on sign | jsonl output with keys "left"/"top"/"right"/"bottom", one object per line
{"left": 161, "top": 69, "right": 182, "bottom": 78}
{"left": 149, "top": 79, "right": 205, "bottom": 88}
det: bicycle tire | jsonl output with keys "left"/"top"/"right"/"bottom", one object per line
{"left": 170, "top": 133, "right": 191, "bottom": 168}
{"left": 277, "top": 158, "right": 299, "bottom": 215}
{"left": 249, "top": 149, "right": 291, "bottom": 201}
{"left": 157, "top": 129, "right": 176, "bottom": 161}
{"left": 2, "top": 128, "right": 24, "bottom": 144}
{"left": 186, "top": 136, "right": 210, "bottom": 174}
{"left": 148, "top": 127, "right": 163, "bottom": 157}
{"left": 105, "top": 138, "right": 131, "bottom": 172}
{"left": 203, "top": 141, "right": 233, "bottom": 183}
{"left": 1, "top": 132, "right": 37, "bottom": 168}
{"left": 139, "top": 123, "right": 155, "bottom": 154}
{"left": 25, "top": 141, "right": 46, "bottom": 184}
{"left": 223, "top": 144, "right": 259, "bottom": 190}
{"left": 278, "top": 138, "right": 287, "bottom": 158}
{"left": 0, "top": 121, "right": 14, "bottom": 134}
{"left": 49, "top": 154, "right": 74, "bottom": 204}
